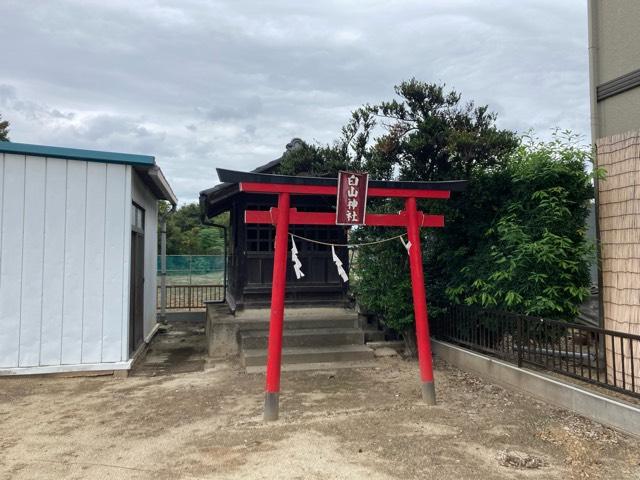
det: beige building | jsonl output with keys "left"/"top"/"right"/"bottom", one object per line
{"left": 589, "top": 0, "right": 640, "bottom": 138}
{"left": 589, "top": 0, "right": 640, "bottom": 392}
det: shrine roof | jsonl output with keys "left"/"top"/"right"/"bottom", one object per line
{"left": 199, "top": 156, "right": 283, "bottom": 218}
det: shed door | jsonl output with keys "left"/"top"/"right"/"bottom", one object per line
{"left": 129, "top": 203, "right": 145, "bottom": 355}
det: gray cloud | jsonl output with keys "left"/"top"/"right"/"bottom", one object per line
{"left": 0, "top": 0, "right": 589, "bottom": 202}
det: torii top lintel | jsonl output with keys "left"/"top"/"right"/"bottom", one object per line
{"left": 216, "top": 168, "right": 467, "bottom": 228}
{"left": 216, "top": 168, "right": 467, "bottom": 199}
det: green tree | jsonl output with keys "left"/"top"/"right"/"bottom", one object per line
{"left": 364, "top": 79, "right": 518, "bottom": 181}
{"left": 0, "top": 114, "right": 10, "bottom": 141}
{"left": 159, "top": 202, "right": 227, "bottom": 255}
{"left": 351, "top": 80, "right": 518, "bottom": 335}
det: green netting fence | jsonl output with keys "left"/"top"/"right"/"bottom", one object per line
{"left": 157, "top": 255, "right": 225, "bottom": 285}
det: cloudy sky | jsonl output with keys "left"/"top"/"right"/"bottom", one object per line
{"left": 1, "top": 0, "right": 589, "bottom": 203}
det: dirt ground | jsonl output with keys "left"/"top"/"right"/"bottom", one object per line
{"left": 1, "top": 325, "right": 639, "bottom": 480}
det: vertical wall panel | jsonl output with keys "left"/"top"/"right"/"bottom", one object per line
{"left": 18, "top": 157, "right": 47, "bottom": 366}
{"left": 131, "top": 171, "right": 159, "bottom": 342}
{"left": 0, "top": 155, "right": 2, "bottom": 296}
{"left": 0, "top": 155, "right": 3, "bottom": 303}
{"left": 81, "top": 163, "right": 107, "bottom": 363}
{"left": 40, "top": 158, "right": 68, "bottom": 365}
{"left": 0, "top": 154, "right": 25, "bottom": 368}
{"left": 101, "top": 164, "right": 127, "bottom": 362}
{"left": 61, "top": 161, "right": 87, "bottom": 365}
{"left": 144, "top": 194, "right": 158, "bottom": 338}
{"left": 121, "top": 166, "right": 132, "bottom": 361}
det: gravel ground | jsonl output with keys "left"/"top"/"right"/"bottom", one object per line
{"left": 1, "top": 328, "right": 639, "bottom": 479}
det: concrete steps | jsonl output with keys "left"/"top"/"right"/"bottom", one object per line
{"left": 234, "top": 306, "right": 377, "bottom": 373}
{"left": 233, "top": 316, "right": 356, "bottom": 332}
{"left": 234, "top": 307, "right": 356, "bottom": 323}
{"left": 240, "top": 328, "right": 365, "bottom": 350}
{"left": 242, "top": 344, "right": 374, "bottom": 367}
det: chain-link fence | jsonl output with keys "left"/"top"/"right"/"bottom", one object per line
{"left": 157, "top": 255, "right": 225, "bottom": 311}
{"left": 157, "top": 255, "right": 225, "bottom": 285}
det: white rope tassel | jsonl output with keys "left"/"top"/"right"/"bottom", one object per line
{"left": 332, "top": 245, "right": 349, "bottom": 283}
{"left": 400, "top": 236, "right": 412, "bottom": 255}
{"left": 290, "top": 235, "right": 305, "bottom": 279}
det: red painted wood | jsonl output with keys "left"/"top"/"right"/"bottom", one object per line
{"left": 245, "top": 208, "right": 444, "bottom": 228}
{"left": 265, "top": 193, "right": 290, "bottom": 394}
{"left": 405, "top": 196, "right": 435, "bottom": 386}
{"left": 368, "top": 187, "right": 450, "bottom": 199}
{"left": 420, "top": 214, "right": 445, "bottom": 228}
{"left": 239, "top": 182, "right": 450, "bottom": 199}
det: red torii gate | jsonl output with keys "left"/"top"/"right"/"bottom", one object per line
{"left": 216, "top": 169, "right": 467, "bottom": 421}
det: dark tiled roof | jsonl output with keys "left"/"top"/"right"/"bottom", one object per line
{"left": 199, "top": 154, "right": 283, "bottom": 218}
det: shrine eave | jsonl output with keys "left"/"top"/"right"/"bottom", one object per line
{"left": 216, "top": 168, "right": 467, "bottom": 192}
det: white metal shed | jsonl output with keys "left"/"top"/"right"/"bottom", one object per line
{"left": 0, "top": 142, "right": 177, "bottom": 375}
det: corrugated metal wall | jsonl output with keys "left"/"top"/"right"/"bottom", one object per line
{"left": 0, "top": 153, "right": 132, "bottom": 369}
{"left": 597, "top": 130, "right": 640, "bottom": 391}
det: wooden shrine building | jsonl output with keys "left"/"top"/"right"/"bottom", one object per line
{"left": 199, "top": 140, "right": 348, "bottom": 310}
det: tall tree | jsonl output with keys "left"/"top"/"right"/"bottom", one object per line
{"left": 158, "top": 202, "right": 227, "bottom": 255}
{"left": 351, "top": 80, "right": 519, "bottom": 334}
{"left": 0, "top": 114, "right": 10, "bottom": 141}
{"left": 362, "top": 79, "right": 518, "bottom": 181}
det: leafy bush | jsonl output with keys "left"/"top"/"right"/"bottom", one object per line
{"left": 446, "top": 133, "right": 594, "bottom": 319}
{"left": 351, "top": 227, "right": 414, "bottom": 333}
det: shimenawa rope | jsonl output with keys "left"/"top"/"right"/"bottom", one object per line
{"left": 289, "top": 232, "right": 407, "bottom": 248}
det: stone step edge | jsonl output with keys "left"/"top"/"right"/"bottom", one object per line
{"left": 240, "top": 327, "right": 364, "bottom": 339}
{"left": 245, "top": 360, "right": 379, "bottom": 374}
{"left": 227, "top": 318, "right": 358, "bottom": 327}
{"left": 242, "top": 344, "right": 373, "bottom": 358}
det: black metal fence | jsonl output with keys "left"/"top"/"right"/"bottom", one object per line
{"left": 432, "top": 305, "right": 640, "bottom": 399}
{"left": 157, "top": 284, "right": 225, "bottom": 311}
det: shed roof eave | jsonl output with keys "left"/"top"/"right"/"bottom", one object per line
{"left": 147, "top": 166, "right": 178, "bottom": 206}
{"left": 0, "top": 141, "right": 155, "bottom": 166}
{"left": 134, "top": 165, "right": 178, "bottom": 205}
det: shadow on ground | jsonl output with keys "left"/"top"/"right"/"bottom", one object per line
{"left": 132, "top": 322, "right": 206, "bottom": 376}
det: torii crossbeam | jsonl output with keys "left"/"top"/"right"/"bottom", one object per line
{"left": 216, "top": 169, "right": 467, "bottom": 421}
